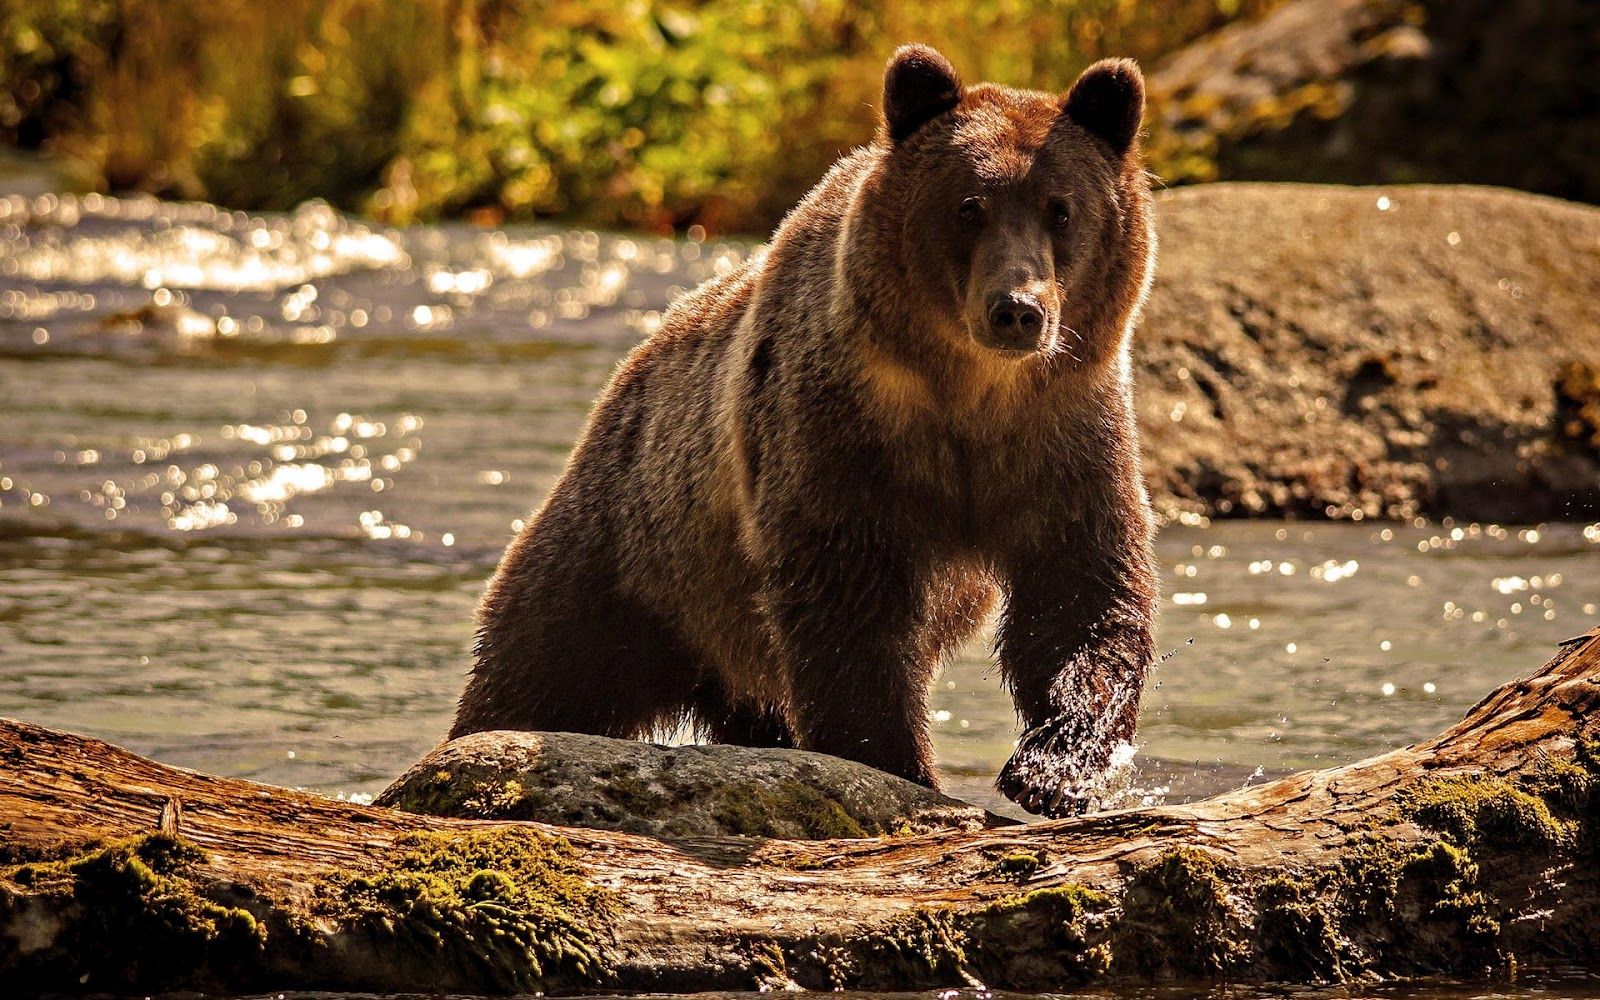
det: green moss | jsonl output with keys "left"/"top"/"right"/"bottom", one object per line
{"left": 842, "top": 884, "right": 1112, "bottom": 989}
{"left": 871, "top": 741, "right": 1599, "bottom": 987}
{"left": 0, "top": 833, "right": 265, "bottom": 991}
{"left": 983, "top": 882, "right": 1109, "bottom": 918}
{"left": 0, "top": 835, "right": 102, "bottom": 867}
{"left": 1404, "top": 841, "right": 1500, "bottom": 942}
{"left": 1576, "top": 737, "right": 1600, "bottom": 773}
{"left": 852, "top": 906, "right": 969, "bottom": 984}
{"left": 712, "top": 780, "right": 869, "bottom": 840}
{"left": 968, "top": 884, "right": 1114, "bottom": 984}
{"left": 1116, "top": 846, "right": 1248, "bottom": 976}
{"left": 1571, "top": 739, "right": 1600, "bottom": 848}
{"left": 712, "top": 784, "right": 777, "bottom": 836}
{"left": 1254, "top": 872, "right": 1359, "bottom": 981}
{"left": 1359, "top": 739, "right": 1600, "bottom": 967}
{"left": 1338, "top": 832, "right": 1503, "bottom": 971}
{"left": 388, "top": 769, "right": 559, "bottom": 820}
{"left": 601, "top": 774, "right": 666, "bottom": 813}
{"left": 786, "top": 855, "right": 827, "bottom": 871}
{"left": 1400, "top": 775, "right": 1572, "bottom": 849}
{"left": 1524, "top": 757, "right": 1595, "bottom": 813}
{"left": 316, "top": 826, "right": 615, "bottom": 992}
{"left": 462, "top": 778, "right": 529, "bottom": 815}
{"left": 1339, "top": 831, "right": 1402, "bottom": 919}
{"left": 995, "top": 851, "right": 1041, "bottom": 878}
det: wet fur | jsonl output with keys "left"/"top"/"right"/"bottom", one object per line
{"left": 453, "top": 50, "right": 1160, "bottom": 816}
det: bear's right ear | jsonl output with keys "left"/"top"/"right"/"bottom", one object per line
{"left": 882, "top": 45, "right": 962, "bottom": 143}
{"left": 1062, "top": 58, "right": 1145, "bottom": 156}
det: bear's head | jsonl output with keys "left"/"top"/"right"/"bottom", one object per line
{"left": 854, "top": 45, "right": 1154, "bottom": 371}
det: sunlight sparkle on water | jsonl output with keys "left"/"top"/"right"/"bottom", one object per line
{"left": 1, "top": 194, "right": 407, "bottom": 292}
{"left": 1311, "top": 558, "right": 1359, "bottom": 582}
{"left": 5, "top": 191, "right": 1600, "bottom": 825}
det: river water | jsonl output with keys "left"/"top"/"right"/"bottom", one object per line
{"left": 1, "top": 191, "right": 1597, "bottom": 828}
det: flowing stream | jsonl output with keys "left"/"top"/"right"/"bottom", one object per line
{"left": 2, "top": 191, "right": 1597, "bottom": 822}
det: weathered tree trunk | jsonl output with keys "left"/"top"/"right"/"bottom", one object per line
{"left": 4, "top": 628, "right": 1600, "bottom": 994}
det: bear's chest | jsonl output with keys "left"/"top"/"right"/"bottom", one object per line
{"left": 877, "top": 416, "right": 1090, "bottom": 550}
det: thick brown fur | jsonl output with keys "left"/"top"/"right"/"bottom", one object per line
{"left": 453, "top": 46, "right": 1160, "bottom": 817}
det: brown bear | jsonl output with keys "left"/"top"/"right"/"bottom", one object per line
{"left": 452, "top": 45, "right": 1159, "bottom": 817}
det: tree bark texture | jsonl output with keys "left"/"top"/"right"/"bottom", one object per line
{"left": 3, "top": 627, "right": 1599, "bottom": 994}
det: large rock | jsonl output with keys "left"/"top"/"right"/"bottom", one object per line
{"left": 1140, "top": 182, "right": 1600, "bottom": 521}
{"left": 377, "top": 730, "right": 1010, "bottom": 839}
{"left": 1146, "top": 0, "right": 1600, "bottom": 204}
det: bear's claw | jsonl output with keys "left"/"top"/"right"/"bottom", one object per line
{"left": 995, "top": 713, "right": 1112, "bottom": 818}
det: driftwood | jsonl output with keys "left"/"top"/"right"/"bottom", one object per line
{"left": 4, "top": 628, "right": 1600, "bottom": 994}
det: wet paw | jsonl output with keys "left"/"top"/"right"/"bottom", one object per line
{"left": 995, "top": 714, "right": 1110, "bottom": 818}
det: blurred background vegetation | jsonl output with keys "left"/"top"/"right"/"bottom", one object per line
{"left": 1, "top": 0, "right": 1594, "bottom": 233}
{"left": 0, "top": 0, "right": 1283, "bottom": 230}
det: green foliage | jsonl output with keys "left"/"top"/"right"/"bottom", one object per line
{"left": 0, "top": 0, "right": 1278, "bottom": 231}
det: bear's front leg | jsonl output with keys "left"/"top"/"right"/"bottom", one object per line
{"left": 995, "top": 520, "right": 1158, "bottom": 817}
{"left": 761, "top": 522, "right": 939, "bottom": 786}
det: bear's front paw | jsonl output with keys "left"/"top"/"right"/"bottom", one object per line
{"left": 995, "top": 714, "right": 1115, "bottom": 818}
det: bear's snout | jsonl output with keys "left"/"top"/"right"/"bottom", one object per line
{"left": 979, "top": 290, "right": 1053, "bottom": 354}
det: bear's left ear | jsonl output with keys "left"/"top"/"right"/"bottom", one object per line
{"left": 1062, "top": 58, "right": 1145, "bottom": 156}
{"left": 883, "top": 45, "right": 963, "bottom": 143}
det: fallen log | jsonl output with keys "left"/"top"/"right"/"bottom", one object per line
{"left": 4, "top": 627, "right": 1600, "bottom": 994}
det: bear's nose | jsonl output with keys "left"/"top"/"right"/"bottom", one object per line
{"left": 987, "top": 292, "right": 1045, "bottom": 339}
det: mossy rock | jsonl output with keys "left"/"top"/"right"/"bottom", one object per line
{"left": 378, "top": 731, "right": 1011, "bottom": 839}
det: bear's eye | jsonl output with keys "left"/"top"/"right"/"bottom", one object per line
{"left": 958, "top": 197, "right": 984, "bottom": 223}
{"left": 1050, "top": 202, "right": 1071, "bottom": 229}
